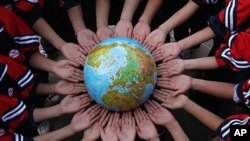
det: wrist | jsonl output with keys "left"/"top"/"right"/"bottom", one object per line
{"left": 53, "top": 104, "right": 63, "bottom": 117}
{"left": 183, "top": 98, "right": 193, "bottom": 112}
{"left": 74, "top": 25, "right": 86, "bottom": 34}
{"left": 191, "top": 78, "right": 199, "bottom": 90}
{"left": 139, "top": 16, "right": 150, "bottom": 24}
{"left": 81, "top": 135, "right": 94, "bottom": 141}
{"left": 164, "top": 119, "right": 178, "bottom": 130}
{"left": 177, "top": 40, "right": 185, "bottom": 51}
{"left": 158, "top": 24, "right": 171, "bottom": 34}
{"left": 148, "top": 136, "right": 160, "bottom": 141}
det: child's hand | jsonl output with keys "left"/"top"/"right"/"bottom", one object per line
{"left": 157, "top": 59, "right": 185, "bottom": 77}
{"left": 152, "top": 42, "right": 182, "bottom": 62}
{"left": 144, "top": 100, "right": 175, "bottom": 127}
{"left": 76, "top": 28, "right": 99, "bottom": 54}
{"left": 70, "top": 105, "right": 102, "bottom": 133}
{"left": 115, "top": 19, "right": 133, "bottom": 38}
{"left": 134, "top": 108, "right": 159, "bottom": 141}
{"left": 52, "top": 59, "right": 83, "bottom": 82}
{"left": 60, "top": 42, "right": 86, "bottom": 66}
{"left": 117, "top": 111, "right": 136, "bottom": 141}
{"left": 143, "top": 28, "right": 166, "bottom": 52}
{"left": 82, "top": 109, "right": 110, "bottom": 141}
{"left": 160, "top": 94, "right": 189, "bottom": 110}
{"left": 97, "top": 26, "right": 114, "bottom": 41}
{"left": 157, "top": 75, "right": 192, "bottom": 96}
{"left": 100, "top": 113, "right": 119, "bottom": 141}
{"left": 55, "top": 80, "right": 86, "bottom": 95}
{"left": 60, "top": 94, "right": 92, "bottom": 114}
{"left": 133, "top": 21, "right": 150, "bottom": 43}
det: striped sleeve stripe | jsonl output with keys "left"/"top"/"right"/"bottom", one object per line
{"left": 27, "top": 0, "right": 38, "bottom": 3}
{"left": 228, "top": 32, "right": 238, "bottom": 47}
{"left": 0, "top": 27, "right": 3, "bottom": 33}
{"left": 14, "top": 35, "right": 39, "bottom": 40}
{"left": 206, "top": 0, "right": 218, "bottom": 4}
{"left": 14, "top": 35, "right": 40, "bottom": 45}
{"left": 243, "top": 91, "right": 250, "bottom": 108}
{"left": 13, "top": 133, "right": 24, "bottom": 141}
{"left": 221, "top": 48, "right": 250, "bottom": 69}
{"left": 225, "top": 0, "right": 237, "bottom": 32}
{"left": 18, "top": 70, "right": 33, "bottom": 88}
{"left": 220, "top": 117, "right": 250, "bottom": 138}
{"left": 2, "top": 101, "right": 26, "bottom": 122}
{"left": 0, "top": 65, "right": 7, "bottom": 82}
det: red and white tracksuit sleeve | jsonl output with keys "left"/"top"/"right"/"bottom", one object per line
{"left": 0, "top": 95, "right": 35, "bottom": 141}
{"left": 210, "top": 0, "right": 250, "bottom": 71}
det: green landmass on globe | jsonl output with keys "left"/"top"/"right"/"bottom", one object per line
{"left": 84, "top": 37, "right": 157, "bottom": 111}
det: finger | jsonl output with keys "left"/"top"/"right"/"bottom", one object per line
{"left": 92, "top": 35, "right": 100, "bottom": 44}
{"left": 127, "top": 111, "right": 132, "bottom": 125}
{"left": 67, "top": 77, "right": 78, "bottom": 83}
{"left": 142, "top": 111, "right": 149, "bottom": 120}
{"left": 152, "top": 100, "right": 162, "bottom": 108}
{"left": 148, "top": 113, "right": 157, "bottom": 122}
{"left": 134, "top": 109, "right": 140, "bottom": 123}
{"left": 101, "top": 113, "right": 111, "bottom": 127}
{"left": 127, "top": 28, "right": 133, "bottom": 38}
{"left": 153, "top": 93, "right": 166, "bottom": 102}
{"left": 137, "top": 108, "right": 145, "bottom": 121}
{"left": 113, "top": 112, "right": 120, "bottom": 126}
{"left": 122, "top": 112, "right": 126, "bottom": 125}
{"left": 86, "top": 104, "right": 99, "bottom": 113}
{"left": 131, "top": 116, "right": 135, "bottom": 127}
{"left": 144, "top": 102, "right": 154, "bottom": 114}
{"left": 67, "top": 60, "right": 80, "bottom": 68}
{"left": 147, "top": 100, "right": 158, "bottom": 110}
{"left": 89, "top": 105, "right": 101, "bottom": 115}
{"left": 107, "top": 113, "right": 114, "bottom": 126}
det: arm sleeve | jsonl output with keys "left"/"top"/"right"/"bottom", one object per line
{"left": 216, "top": 114, "right": 250, "bottom": 141}
{"left": 208, "top": 15, "right": 228, "bottom": 42}
{"left": 60, "top": 0, "right": 80, "bottom": 10}
{"left": 234, "top": 78, "right": 250, "bottom": 109}
{"left": 0, "top": 95, "right": 37, "bottom": 133}
{"left": 0, "top": 6, "right": 39, "bottom": 64}
{"left": 0, "top": 55, "right": 37, "bottom": 100}
{"left": 215, "top": 29, "right": 250, "bottom": 71}
{"left": 0, "top": 131, "right": 34, "bottom": 141}
{"left": 14, "top": 0, "right": 44, "bottom": 26}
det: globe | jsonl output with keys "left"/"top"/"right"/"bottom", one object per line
{"left": 84, "top": 37, "right": 157, "bottom": 111}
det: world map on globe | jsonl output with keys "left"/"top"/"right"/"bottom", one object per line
{"left": 84, "top": 37, "right": 157, "bottom": 111}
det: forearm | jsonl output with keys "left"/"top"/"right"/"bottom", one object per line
{"left": 34, "top": 125, "right": 74, "bottom": 141}
{"left": 67, "top": 4, "right": 86, "bottom": 33}
{"left": 32, "top": 18, "right": 65, "bottom": 50}
{"left": 120, "top": 0, "right": 140, "bottom": 21}
{"left": 36, "top": 83, "right": 55, "bottom": 96}
{"left": 178, "top": 27, "right": 215, "bottom": 50}
{"left": 33, "top": 104, "right": 62, "bottom": 122}
{"left": 159, "top": 0, "right": 199, "bottom": 33}
{"left": 29, "top": 52, "right": 56, "bottom": 73}
{"left": 184, "top": 100, "right": 223, "bottom": 131}
{"left": 139, "top": 0, "right": 163, "bottom": 24}
{"left": 191, "top": 78, "right": 235, "bottom": 99}
{"left": 96, "top": 0, "right": 110, "bottom": 27}
{"left": 184, "top": 57, "right": 220, "bottom": 70}
{"left": 165, "top": 120, "right": 189, "bottom": 141}
{"left": 148, "top": 137, "right": 160, "bottom": 141}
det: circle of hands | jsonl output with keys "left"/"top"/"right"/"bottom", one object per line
{"left": 53, "top": 19, "right": 193, "bottom": 141}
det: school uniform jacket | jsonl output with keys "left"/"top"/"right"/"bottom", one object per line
{"left": 0, "top": 95, "right": 35, "bottom": 141}
{"left": 216, "top": 114, "right": 250, "bottom": 141}
{"left": 0, "top": 55, "right": 36, "bottom": 100}
{"left": 0, "top": 6, "right": 39, "bottom": 65}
